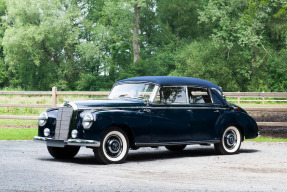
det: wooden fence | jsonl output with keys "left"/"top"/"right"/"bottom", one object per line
{"left": 224, "top": 92, "right": 287, "bottom": 104}
{"left": 0, "top": 87, "right": 287, "bottom": 127}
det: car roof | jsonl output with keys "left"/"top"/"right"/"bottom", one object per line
{"left": 115, "top": 76, "right": 222, "bottom": 91}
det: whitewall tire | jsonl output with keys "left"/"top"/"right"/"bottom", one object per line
{"left": 214, "top": 126, "right": 242, "bottom": 155}
{"left": 94, "top": 128, "right": 129, "bottom": 164}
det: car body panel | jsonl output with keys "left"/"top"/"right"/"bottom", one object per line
{"left": 35, "top": 76, "right": 259, "bottom": 149}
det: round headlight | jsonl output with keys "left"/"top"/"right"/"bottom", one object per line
{"left": 44, "top": 128, "right": 50, "bottom": 137}
{"left": 82, "top": 113, "right": 94, "bottom": 129}
{"left": 38, "top": 112, "right": 48, "bottom": 126}
{"left": 71, "top": 129, "right": 78, "bottom": 139}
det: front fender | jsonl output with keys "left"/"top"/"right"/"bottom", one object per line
{"left": 85, "top": 109, "right": 151, "bottom": 143}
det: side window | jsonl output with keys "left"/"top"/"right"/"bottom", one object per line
{"left": 188, "top": 87, "right": 212, "bottom": 104}
{"left": 155, "top": 87, "right": 187, "bottom": 104}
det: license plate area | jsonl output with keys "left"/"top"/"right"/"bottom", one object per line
{"left": 47, "top": 139, "right": 65, "bottom": 148}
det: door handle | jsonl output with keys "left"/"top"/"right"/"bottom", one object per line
{"left": 214, "top": 110, "right": 220, "bottom": 113}
{"left": 143, "top": 108, "right": 151, "bottom": 113}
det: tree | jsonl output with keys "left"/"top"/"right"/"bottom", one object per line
{"left": 0, "top": 0, "right": 7, "bottom": 87}
{"left": 2, "top": 0, "right": 82, "bottom": 90}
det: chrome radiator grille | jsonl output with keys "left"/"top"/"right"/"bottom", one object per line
{"left": 54, "top": 107, "right": 74, "bottom": 140}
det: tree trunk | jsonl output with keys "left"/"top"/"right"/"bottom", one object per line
{"left": 133, "top": 1, "right": 140, "bottom": 64}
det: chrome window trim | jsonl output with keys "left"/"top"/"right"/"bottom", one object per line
{"left": 186, "top": 86, "right": 214, "bottom": 105}
{"left": 108, "top": 81, "right": 157, "bottom": 101}
{"left": 150, "top": 85, "right": 159, "bottom": 103}
{"left": 211, "top": 88, "right": 226, "bottom": 99}
{"left": 152, "top": 85, "right": 188, "bottom": 105}
{"left": 185, "top": 86, "right": 189, "bottom": 104}
{"left": 208, "top": 88, "right": 214, "bottom": 104}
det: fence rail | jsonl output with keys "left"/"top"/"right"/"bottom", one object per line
{"left": 224, "top": 92, "right": 287, "bottom": 104}
{"left": 0, "top": 87, "right": 286, "bottom": 127}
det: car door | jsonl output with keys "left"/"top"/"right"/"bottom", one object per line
{"left": 187, "top": 87, "right": 223, "bottom": 140}
{"left": 150, "top": 86, "right": 193, "bottom": 142}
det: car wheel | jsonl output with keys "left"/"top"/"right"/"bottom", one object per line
{"left": 214, "top": 126, "right": 242, "bottom": 155}
{"left": 165, "top": 145, "right": 186, "bottom": 151}
{"left": 47, "top": 146, "right": 80, "bottom": 159}
{"left": 94, "top": 128, "right": 129, "bottom": 164}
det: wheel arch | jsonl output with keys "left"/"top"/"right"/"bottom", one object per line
{"left": 224, "top": 123, "right": 245, "bottom": 142}
{"left": 215, "top": 117, "right": 245, "bottom": 142}
{"left": 103, "top": 124, "right": 135, "bottom": 149}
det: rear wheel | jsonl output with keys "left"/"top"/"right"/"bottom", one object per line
{"left": 47, "top": 146, "right": 80, "bottom": 159}
{"left": 214, "top": 126, "right": 242, "bottom": 155}
{"left": 94, "top": 127, "right": 129, "bottom": 164}
{"left": 165, "top": 145, "right": 186, "bottom": 151}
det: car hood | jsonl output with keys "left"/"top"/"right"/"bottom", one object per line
{"left": 69, "top": 99, "right": 146, "bottom": 109}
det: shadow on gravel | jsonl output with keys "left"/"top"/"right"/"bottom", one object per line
{"left": 126, "top": 147, "right": 260, "bottom": 162}
{"left": 38, "top": 156, "right": 99, "bottom": 165}
{"left": 37, "top": 146, "right": 259, "bottom": 165}
{"left": 239, "top": 148, "right": 260, "bottom": 153}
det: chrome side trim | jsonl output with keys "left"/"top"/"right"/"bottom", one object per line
{"left": 135, "top": 139, "right": 220, "bottom": 147}
{"left": 149, "top": 107, "right": 229, "bottom": 110}
{"left": 88, "top": 106, "right": 229, "bottom": 111}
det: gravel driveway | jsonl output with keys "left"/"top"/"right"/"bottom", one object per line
{"left": 0, "top": 141, "right": 286, "bottom": 191}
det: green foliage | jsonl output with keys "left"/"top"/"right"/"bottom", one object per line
{"left": 2, "top": 0, "right": 82, "bottom": 90}
{"left": 0, "top": 0, "right": 286, "bottom": 92}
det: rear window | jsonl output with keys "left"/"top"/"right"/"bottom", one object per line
{"left": 187, "top": 87, "right": 212, "bottom": 104}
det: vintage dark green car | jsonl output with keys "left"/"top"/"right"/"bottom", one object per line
{"left": 34, "top": 76, "right": 259, "bottom": 164}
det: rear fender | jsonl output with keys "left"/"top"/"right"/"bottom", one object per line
{"left": 215, "top": 111, "right": 258, "bottom": 140}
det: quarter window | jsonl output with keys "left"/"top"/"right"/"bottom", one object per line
{"left": 155, "top": 87, "right": 187, "bottom": 104}
{"left": 188, "top": 87, "right": 212, "bottom": 104}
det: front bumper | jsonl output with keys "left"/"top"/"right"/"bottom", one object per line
{"left": 34, "top": 136, "right": 100, "bottom": 147}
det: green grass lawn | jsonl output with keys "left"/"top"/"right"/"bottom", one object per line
{"left": 246, "top": 137, "right": 287, "bottom": 142}
{"left": 0, "top": 128, "right": 37, "bottom": 140}
{"left": 0, "top": 119, "right": 37, "bottom": 127}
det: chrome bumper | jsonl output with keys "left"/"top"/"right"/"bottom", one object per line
{"left": 33, "top": 136, "right": 100, "bottom": 147}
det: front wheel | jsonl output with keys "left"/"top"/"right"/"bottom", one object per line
{"left": 94, "top": 128, "right": 129, "bottom": 164}
{"left": 47, "top": 146, "right": 80, "bottom": 159}
{"left": 214, "top": 126, "right": 242, "bottom": 155}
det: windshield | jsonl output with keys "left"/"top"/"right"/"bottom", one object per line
{"left": 109, "top": 83, "right": 156, "bottom": 100}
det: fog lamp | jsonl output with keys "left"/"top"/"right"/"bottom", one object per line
{"left": 44, "top": 128, "right": 50, "bottom": 137}
{"left": 71, "top": 129, "right": 78, "bottom": 139}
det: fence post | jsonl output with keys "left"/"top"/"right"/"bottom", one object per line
{"left": 238, "top": 91, "right": 240, "bottom": 104}
{"left": 262, "top": 91, "right": 265, "bottom": 104}
{"left": 52, "top": 86, "right": 57, "bottom": 107}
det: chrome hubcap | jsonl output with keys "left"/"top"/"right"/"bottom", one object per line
{"left": 224, "top": 130, "right": 237, "bottom": 150}
{"left": 105, "top": 135, "right": 123, "bottom": 158}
